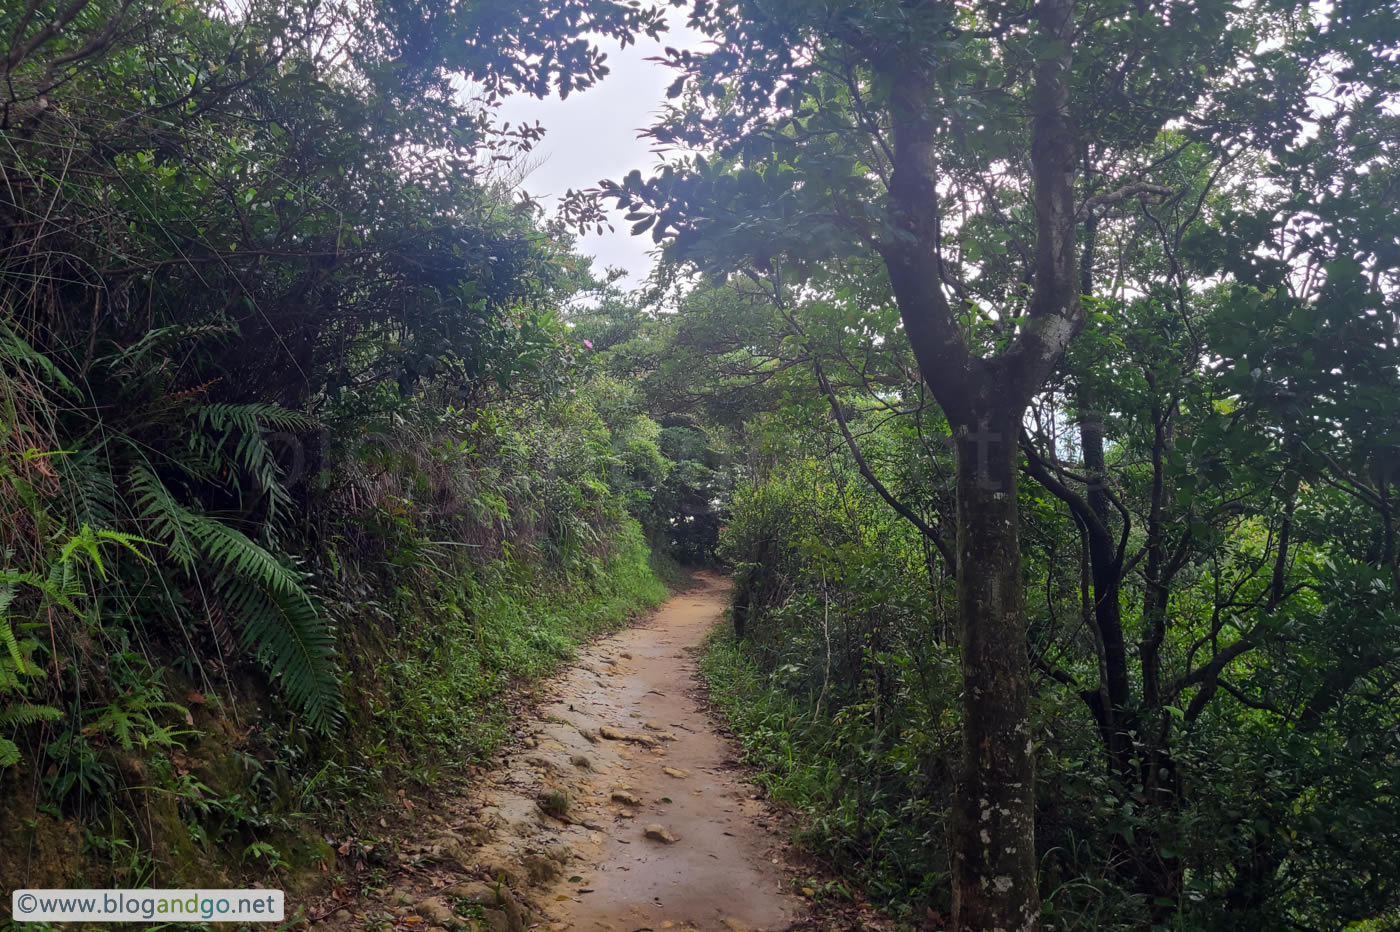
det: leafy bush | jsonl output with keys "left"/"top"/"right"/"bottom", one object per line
{"left": 706, "top": 461, "right": 959, "bottom": 917}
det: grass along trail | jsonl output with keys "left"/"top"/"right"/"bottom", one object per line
{"left": 313, "top": 573, "right": 802, "bottom": 932}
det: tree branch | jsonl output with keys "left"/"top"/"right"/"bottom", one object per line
{"left": 814, "top": 360, "right": 956, "bottom": 573}
{"left": 1078, "top": 181, "right": 1174, "bottom": 219}
{"left": 997, "top": 0, "right": 1085, "bottom": 402}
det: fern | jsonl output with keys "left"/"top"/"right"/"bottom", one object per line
{"left": 0, "top": 584, "right": 21, "bottom": 671}
{"left": 99, "top": 322, "right": 231, "bottom": 373}
{"left": 3, "top": 701, "right": 63, "bottom": 728}
{"left": 195, "top": 403, "right": 312, "bottom": 532}
{"left": 0, "top": 612, "right": 62, "bottom": 769}
{"left": 0, "top": 568, "right": 82, "bottom": 618}
{"left": 0, "top": 320, "right": 78, "bottom": 397}
{"left": 219, "top": 573, "right": 339, "bottom": 731}
{"left": 57, "top": 525, "right": 157, "bottom": 581}
{"left": 129, "top": 465, "right": 202, "bottom": 569}
{"left": 129, "top": 465, "right": 341, "bottom": 730}
{"left": 86, "top": 692, "right": 192, "bottom": 751}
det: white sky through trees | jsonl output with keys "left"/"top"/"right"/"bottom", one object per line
{"left": 496, "top": 15, "right": 703, "bottom": 286}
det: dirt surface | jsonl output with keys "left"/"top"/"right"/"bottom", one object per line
{"left": 313, "top": 573, "right": 802, "bottom": 932}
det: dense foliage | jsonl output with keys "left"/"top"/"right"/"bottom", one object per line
{"left": 0, "top": 0, "right": 705, "bottom": 893}
{"left": 570, "top": 0, "right": 1400, "bottom": 928}
{"left": 570, "top": 0, "right": 1398, "bottom": 922}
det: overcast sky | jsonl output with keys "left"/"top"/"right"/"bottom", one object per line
{"left": 495, "top": 16, "right": 704, "bottom": 287}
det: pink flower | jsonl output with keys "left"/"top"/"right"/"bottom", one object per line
{"left": 582, "top": 339, "right": 593, "bottom": 349}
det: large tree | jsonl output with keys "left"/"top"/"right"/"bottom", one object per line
{"left": 566, "top": 0, "right": 1350, "bottom": 926}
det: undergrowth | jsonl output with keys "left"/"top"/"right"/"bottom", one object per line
{"left": 370, "top": 522, "right": 668, "bottom": 770}
{"left": 700, "top": 629, "right": 950, "bottom": 920}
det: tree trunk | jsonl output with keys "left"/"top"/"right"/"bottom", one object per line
{"left": 1076, "top": 391, "right": 1135, "bottom": 777}
{"left": 951, "top": 410, "right": 1040, "bottom": 932}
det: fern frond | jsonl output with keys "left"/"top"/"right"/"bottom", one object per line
{"left": 199, "top": 402, "right": 312, "bottom": 435}
{"left": 0, "top": 608, "right": 23, "bottom": 673}
{"left": 0, "top": 568, "right": 82, "bottom": 617}
{"left": 129, "top": 465, "right": 201, "bottom": 569}
{"left": 126, "top": 465, "right": 341, "bottom": 729}
{"left": 100, "top": 324, "right": 230, "bottom": 371}
{"left": 218, "top": 574, "right": 340, "bottom": 731}
{"left": 196, "top": 402, "right": 312, "bottom": 530}
{"left": 197, "top": 520, "right": 310, "bottom": 597}
{"left": 0, "top": 738, "right": 19, "bottom": 767}
{"left": 95, "top": 529, "right": 159, "bottom": 563}
{"left": 53, "top": 447, "right": 118, "bottom": 531}
{"left": 1, "top": 701, "right": 63, "bottom": 727}
{"left": 0, "top": 321, "right": 78, "bottom": 397}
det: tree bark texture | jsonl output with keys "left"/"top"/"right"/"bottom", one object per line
{"left": 951, "top": 412, "right": 1040, "bottom": 932}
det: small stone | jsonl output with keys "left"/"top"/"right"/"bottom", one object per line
{"left": 578, "top": 727, "right": 599, "bottom": 744}
{"left": 611, "top": 789, "right": 642, "bottom": 806}
{"left": 500, "top": 891, "right": 530, "bottom": 932}
{"left": 620, "top": 651, "right": 633, "bottom": 659}
{"left": 480, "top": 908, "right": 511, "bottom": 932}
{"left": 652, "top": 731, "right": 678, "bottom": 742}
{"left": 426, "top": 834, "right": 474, "bottom": 871}
{"left": 414, "top": 897, "right": 455, "bottom": 927}
{"left": 331, "top": 909, "right": 352, "bottom": 921}
{"left": 598, "top": 725, "right": 627, "bottom": 740}
{"left": 663, "top": 767, "right": 688, "bottom": 779}
{"left": 644, "top": 823, "right": 677, "bottom": 843}
{"left": 643, "top": 721, "right": 662, "bottom": 730}
{"left": 618, "top": 808, "right": 636, "bottom": 819}
{"left": 570, "top": 754, "right": 592, "bottom": 769}
{"left": 442, "top": 881, "right": 499, "bottom": 906}
{"left": 522, "top": 852, "right": 563, "bottom": 884}
{"left": 721, "top": 920, "right": 749, "bottom": 932}
{"left": 481, "top": 861, "right": 524, "bottom": 888}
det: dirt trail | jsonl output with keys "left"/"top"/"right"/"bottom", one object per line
{"left": 319, "top": 573, "right": 801, "bottom": 932}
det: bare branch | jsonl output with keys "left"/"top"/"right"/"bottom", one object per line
{"left": 1078, "top": 181, "right": 1174, "bottom": 219}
